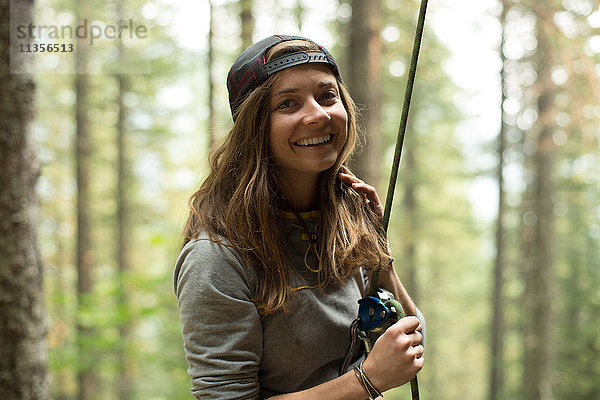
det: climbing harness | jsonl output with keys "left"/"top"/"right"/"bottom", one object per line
{"left": 341, "top": 1, "right": 429, "bottom": 399}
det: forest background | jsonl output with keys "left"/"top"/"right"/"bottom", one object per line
{"left": 1, "top": 0, "right": 599, "bottom": 399}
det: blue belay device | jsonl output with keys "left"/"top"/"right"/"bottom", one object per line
{"left": 339, "top": 288, "right": 404, "bottom": 374}
{"left": 358, "top": 289, "right": 405, "bottom": 333}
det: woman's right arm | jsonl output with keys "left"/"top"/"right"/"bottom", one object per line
{"left": 268, "top": 316, "right": 424, "bottom": 400}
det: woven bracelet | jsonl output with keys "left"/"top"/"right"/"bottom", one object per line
{"left": 359, "top": 360, "right": 383, "bottom": 398}
{"left": 353, "top": 365, "right": 378, "bottom": 399}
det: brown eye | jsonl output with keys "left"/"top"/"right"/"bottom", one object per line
{"left": 319, "top": 90, "right": 337, "bottom": 102}
{"left": 276, "top": 99, "right": 295, "bottom": 110}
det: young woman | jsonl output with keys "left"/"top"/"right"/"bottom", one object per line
{"left": 174, "top": 35, "right": 424, "bottom": 399}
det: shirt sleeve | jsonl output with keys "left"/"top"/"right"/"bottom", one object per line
{"left": 174, "top": 238, "right": 262, "bottom": 400}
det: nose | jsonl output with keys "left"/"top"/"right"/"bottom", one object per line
{"left": 302, "top": 98, "right": 331, "bottom": 125}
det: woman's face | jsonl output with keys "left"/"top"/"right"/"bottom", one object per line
{"left": 268, "top": 63, "right": 348, "bottom": 182}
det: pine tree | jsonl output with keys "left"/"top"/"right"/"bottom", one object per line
{"left": 0, "top": 0, "right": 49, "bottom": 398}
{"left": 489, "top": 1, "right": 509, "bottom": 399}
{"left": 346, "top": 0, "right": 382, "bottom": 187}
{"left": 75, "top": 1, "right": 96, "bottom": 397}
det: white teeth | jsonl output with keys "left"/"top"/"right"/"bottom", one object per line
{"left": 296, "top": 134, "right": 331, "bottom": 146}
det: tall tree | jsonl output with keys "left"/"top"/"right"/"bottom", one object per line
{"left": 401, "top": 147, "right": 418, "bottom": 300}
{"left": 294, "top": 0, "right": 304, "bottom": 32}
{"left": 0, "top": 0, "right": 49, "bottom": 399}
{"left": 521, "top": 5, "right": 556, "bottom": 399}
{"left": 207, "top": 0, "right": 217, "bottom": 149}
{"left": 116, "top": 4, "right": 132, "bottom": 397}
{"left": 116, "top": 75, "right": 132, "bottom": 400}
{"left": 240, "top": 0, "right": 254, "bottom": 50}
{"left": 489, "top": 1, "right": 509, "bottom": 399}
{"left": 75, "top": 1, "right": 96, "bottom": 398}
{"left": 346, "top": 0, "right": 382, "bottom": 186}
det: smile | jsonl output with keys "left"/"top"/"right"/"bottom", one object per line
{"left": 294, "top": 134, "right": 332, "bottom": 147}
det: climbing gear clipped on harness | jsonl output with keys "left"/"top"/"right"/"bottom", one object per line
{"left": 339, "top": 288, "right": 404, "bottom": 375}
{"left": 358, "top": 288, "right": 405, "bottom": 333}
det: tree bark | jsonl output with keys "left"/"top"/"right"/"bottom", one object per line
{"left": 0, "top": 0, "right": 50, "bottom": 398}
{"left": 346, "top": 0, "right": 382, "bottom": 187}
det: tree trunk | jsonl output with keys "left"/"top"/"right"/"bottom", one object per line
{"left": 75, "top": 3, "right": 96, "bottom": 398}
{"left": 240, "top": 0, "right": 254, "bottom": 51}
{"left": 489, "top": 1, "right": 508, "bottom": 399}
{"left": 116, "top": 26, "right": 132, "bottom": 399}
{"left": 0, "top": 0, "right": 49, "bottom": 399}
{"left": 521, "top": 8, "right": 556, "bottom": 400}
{"left": 346, "top": 0, "right": 382, "bottom": 187}
{"left": 117, "top": 74, "right": 132, "bottom": 400}
{"left": 402, "top": 147, "right": 418, "bottom": 301}
{"left": 207, "top": 0, "right": 216, "bottom": 149}
{"left": 114, "top": 3, "right": 132, "bottom": 396}
{"left": 294, "top": 0, "right": 304, "bottom": 32}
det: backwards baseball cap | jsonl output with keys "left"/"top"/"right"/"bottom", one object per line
{"left": 226, "top": 34, "right": 341, "bottom": 119}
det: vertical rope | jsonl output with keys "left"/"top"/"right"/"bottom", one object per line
{"left": 367, "top": 1, "right": 429, "bottom": 399}
{"left": 369, "top": 0, "right": 429, "bottom": 295}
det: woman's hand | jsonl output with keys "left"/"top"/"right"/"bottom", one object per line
{"left": 362, "top": 316, "right": 424, "bottom": 392}
{"left": 338, "top": 166, "right": 384, "bottom": 221}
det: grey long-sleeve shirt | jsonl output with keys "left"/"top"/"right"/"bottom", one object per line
{"left": 174, "top": 212, "right": 424, "bottom": 399}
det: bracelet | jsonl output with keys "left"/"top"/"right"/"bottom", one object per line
{"left": 353, "top": 367, "right": 373, "bottom": 399}
{"left": 354, "top": 366, "right": 378, "bottom": 399}
{"left": 360, "top": 360, "right": 383, "bottom": 398}
{"left": 353, "top": 360, "right": 383, "bottom": 399}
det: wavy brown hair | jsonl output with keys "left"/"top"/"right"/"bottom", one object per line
{"left": 182, "top": 40, "right": 391, "bottom": 315}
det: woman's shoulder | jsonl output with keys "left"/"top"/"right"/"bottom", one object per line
{"left": 173, "top": 232, "right": 258, "bottom": 296}
{"left": 179, "top": 232, "right": 240, "bottom": 261}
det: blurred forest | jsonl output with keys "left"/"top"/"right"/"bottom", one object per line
{"left": 1, "top": 0, "right": 599, "bottom": 399}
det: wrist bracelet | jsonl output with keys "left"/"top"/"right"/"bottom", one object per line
{"left": 360, "top": 360, "right": 383, "bottom": 398}
{"left": 353, "top": 367, "right": 373, "bottom": 399}
{"left": 353, "top": 360, "right": 383, "bottom": 399}
{"left": 354, "top": 366, "right": 377, "bottom": 399}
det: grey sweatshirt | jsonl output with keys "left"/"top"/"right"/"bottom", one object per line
{"left": 174, "top": 212, "right": 421, "bottom": 399}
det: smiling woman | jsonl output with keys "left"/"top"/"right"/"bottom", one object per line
{"left": 174, "top": 35, "right": 424, "bottom": 400}
{"left": 268, "top": 63, "right": 348, "bottom": 209}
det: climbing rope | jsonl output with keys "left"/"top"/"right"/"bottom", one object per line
{"left": 369, "top": 1, "right": 429, "bottom": 399}
{"left": 369, "top": 0, "right": 429, "bottom": 294}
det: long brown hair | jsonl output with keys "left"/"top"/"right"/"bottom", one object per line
{"left": 182, "top": 40, "right": 391, "bottom": 315}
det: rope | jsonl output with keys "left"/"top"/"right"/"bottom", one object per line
{"left": 367, "top": 1, "right": 429, "bottom": 399}
{"left": 339, "top": 318, "right": 362, "bottom": 376}
{"left": 368, "top": 0, "right": 429, "bottom": 295}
